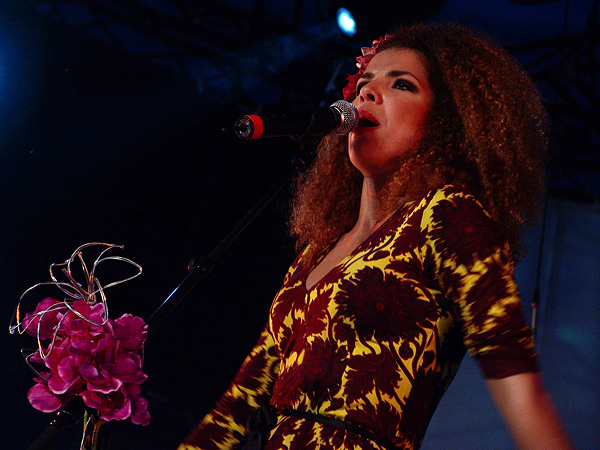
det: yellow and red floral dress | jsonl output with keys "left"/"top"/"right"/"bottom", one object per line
{"left": 178, "top": 185, "right": 537, "bottom": 450}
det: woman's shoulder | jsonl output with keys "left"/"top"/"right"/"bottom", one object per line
{"left": 423, "top": 184, "right": 479, "bottom": 206}
{"left": 415, "top": 184, "right": 491, "bottom": 220}
{"left": 417, "top": 185, "right": 507, "bottom": 263}
{"left": 370, "top": 186, "right": 492, "bottom": 242}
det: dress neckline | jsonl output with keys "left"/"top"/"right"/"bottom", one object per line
{"left": 303, "top": 201, "right": 414, "bottom": 292}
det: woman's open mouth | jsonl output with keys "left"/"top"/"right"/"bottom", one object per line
{"left": 359, "top": 117, "right": 379, "bottom": 127}
{"left": 355, "top": 109, "right": 380, "bottom": 131}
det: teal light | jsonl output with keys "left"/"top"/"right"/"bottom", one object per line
{"left": 337, "top": 8, "right": 356, "bottom": 37}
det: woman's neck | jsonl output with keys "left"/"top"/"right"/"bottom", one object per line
{"left": 349, "top": 177, "right": 389, "bottom": 240}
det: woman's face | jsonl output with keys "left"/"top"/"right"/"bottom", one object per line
{"left": 349, "top": 48, "right": 435, "bottom": 181}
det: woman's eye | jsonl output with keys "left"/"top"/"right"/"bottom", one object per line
{"left": 356, "top": 82, "right": 367, "bottom": 95}
{"left": 393, "top": 79, "right": 415, "bottom": 91}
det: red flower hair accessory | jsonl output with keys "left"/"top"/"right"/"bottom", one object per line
{"left": 342, "top": 34, "right": 393, "bottom": 101}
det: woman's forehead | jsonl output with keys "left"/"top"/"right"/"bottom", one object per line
{"left": 361, "top": 48, "right": 430, "bottom": 81}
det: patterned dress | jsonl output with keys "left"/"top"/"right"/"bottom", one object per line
{"left": 178, "top": 185, "right": 537, "bottom": 450}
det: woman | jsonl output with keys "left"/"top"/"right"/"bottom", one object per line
{"left": 178, "top": 23, "right": 572, "bottom": 450}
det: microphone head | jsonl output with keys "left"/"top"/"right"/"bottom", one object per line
{"left": 330, "top": 100, "right": 358, "bottom": 135}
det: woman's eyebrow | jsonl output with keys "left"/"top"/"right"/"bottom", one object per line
{"left": 359, "top": 70, "right": 419, "bottom": 82}
{"left": 387, "top": 69, "right": 418, "bottom": 80}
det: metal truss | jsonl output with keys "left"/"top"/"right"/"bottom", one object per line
{"left": 28, "top": 0, "right": 600, "bottom": 202}
{"left": 508, "top": 1, "right": 600, "bottom": 202}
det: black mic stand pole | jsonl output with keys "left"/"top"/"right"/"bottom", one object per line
{"left": 25, "top": 150, "right": 306, "bottom": 450}
{"left": 145, "top": 155, "right": 305, "bottom": 335}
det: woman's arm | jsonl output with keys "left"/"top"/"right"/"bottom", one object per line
{"left": 178, "top": 326, "right": 280, "bottom": 450}
{"left": 419, "top": 188, "right": 572, "bottom": 449}
{"left": 486, "top": 372, "right": 573, "bottom": 450}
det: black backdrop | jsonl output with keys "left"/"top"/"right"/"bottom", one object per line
{"left": 1, "top": 4, "right": 302, "bottom": 448}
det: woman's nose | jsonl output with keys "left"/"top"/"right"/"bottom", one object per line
{"left": 357, "top": 82, "right": 381, "bottom": 104}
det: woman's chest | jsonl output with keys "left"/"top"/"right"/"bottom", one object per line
{"left": 269, "top": 222, "right": 446, "bottom": 357}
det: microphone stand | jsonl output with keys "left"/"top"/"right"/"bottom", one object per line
{"left": 146, "top": 155, "right": 305, "bottom": 335}
{"left": 25, "top": 151, "right": 307, "bottom": 450}
{"left": 26, "top": 397, "right": 87, "bottom": 450}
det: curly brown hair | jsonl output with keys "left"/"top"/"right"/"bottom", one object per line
{"left": 290, "top": 23, "right": 547, "bottom": 265}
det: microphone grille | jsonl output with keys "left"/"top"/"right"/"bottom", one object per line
{"left": 331, "top": 100, "right": 358, "bottom": 135}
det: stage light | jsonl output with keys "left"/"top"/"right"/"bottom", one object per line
{"left": 336, "top": 8, "right": 356, "bottom": 37}
{"left": 333, "top": 1, "right": 449, "bottom": 41}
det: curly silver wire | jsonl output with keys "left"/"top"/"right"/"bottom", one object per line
{"left": 9, "top": 242, "right": 142, "bottom": 361}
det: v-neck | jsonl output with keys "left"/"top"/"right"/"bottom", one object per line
{"left": 303, "top": 202, "right": 413, "bottom": 292}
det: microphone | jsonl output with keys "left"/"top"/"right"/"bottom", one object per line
{"left": 228, "top": 100, "right": 358, "bottom": 140}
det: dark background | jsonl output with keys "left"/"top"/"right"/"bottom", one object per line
{"left": 1, "top": 1, "right": 598, "bottom": 449}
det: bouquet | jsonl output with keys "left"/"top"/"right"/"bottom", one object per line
{"left": 10, "top": 243, "right": 150, "bottom": 448}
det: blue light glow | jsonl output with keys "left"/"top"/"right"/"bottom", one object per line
{"left": 337, "top": 8, "right": 356, "bottom": 37}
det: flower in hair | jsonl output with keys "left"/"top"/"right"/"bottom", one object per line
{"left": 342, "top": 34, "right": 393, "bottom": 101}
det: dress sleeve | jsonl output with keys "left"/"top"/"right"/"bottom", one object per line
{"left": 419, "top": 186, "right": 538, "bottom": 379}
{"left": 178, "top": 325, "right": 280, "bottom": 450}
